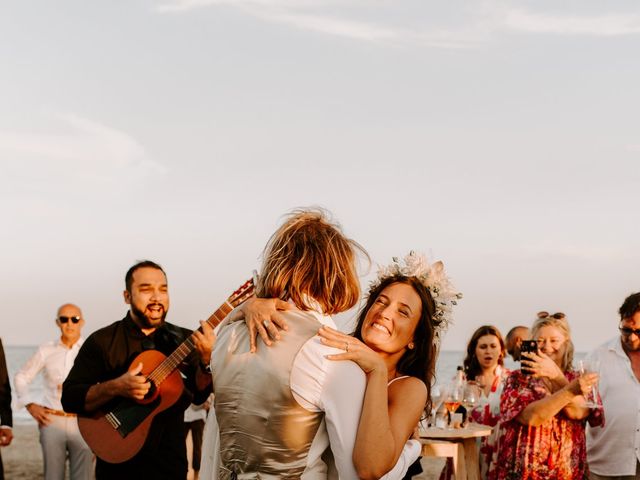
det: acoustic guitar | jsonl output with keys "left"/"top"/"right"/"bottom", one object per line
{"left": 78, "top": 278, "right": 255, "bottom": 463}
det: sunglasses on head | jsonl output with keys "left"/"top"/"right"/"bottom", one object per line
{"left": 58, "top": 316, "right": 81, "bottom": 324}
{"left": 537, "top": 311, "right": 566, "bottom": 320}
{"left": 619, "top": 325, "right": 640, "bottom": 337}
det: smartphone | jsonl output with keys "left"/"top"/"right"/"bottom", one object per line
{"left": 520, "top": 340, "right": 538, "bottom": 375}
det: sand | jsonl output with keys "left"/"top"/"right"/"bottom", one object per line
{"left": 1, "top": 424, "right": 444, "bottom": 479}
{"left": 2, "top": 424, "right": 44, "bottom": 479}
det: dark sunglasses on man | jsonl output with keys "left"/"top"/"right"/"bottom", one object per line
{"left": 58, "top": 316, "right": 81, "bottom": 324}
{"left": 619, "top": 324, "right": 640, "bottom": 337}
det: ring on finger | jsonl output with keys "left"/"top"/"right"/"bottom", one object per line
{"left": 345, "top": 342, "right": 349, "bottom": 352}
{"left": 263, "top": 320, "right": 270, "bottom": 328}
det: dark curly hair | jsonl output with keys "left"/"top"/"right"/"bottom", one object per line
{"left": 351, "top": 275, "right": 436, "bottom": 412}
{"left": 463, "top": 325, "right": 505, "bottom": 381}
{"left": 619, "top": 292, "right": 640, "bottom": 320}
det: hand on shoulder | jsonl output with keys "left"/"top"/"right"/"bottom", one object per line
{"left": 318, "top": 326, "right": 386, "bottom": 376}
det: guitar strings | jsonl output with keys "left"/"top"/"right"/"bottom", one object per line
{"left": 147, "top": 301, "right": 236, "bottom": 383}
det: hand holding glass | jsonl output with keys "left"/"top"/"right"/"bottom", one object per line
{"left": 578, "top": 359, "right": 600, "bottom": 408}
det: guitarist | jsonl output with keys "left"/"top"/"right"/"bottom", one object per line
{"left": 62, "top": 260, "right": 214, "bottom": 480}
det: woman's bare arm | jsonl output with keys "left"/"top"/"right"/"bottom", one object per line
{"left": 226, "top": 297, "right": 291, "bottom": 352}
{"left": 517, "top": 373, "right": 597, "bottom": 426}
{"left": 318, "top": 326, "right": 426, "bottom": 479}
{"left": 353, "top": 376, "right": 426, "bottom": 480}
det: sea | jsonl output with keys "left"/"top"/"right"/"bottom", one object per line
{"left": 3, "top": 346, "right": 586, "bottom": 424}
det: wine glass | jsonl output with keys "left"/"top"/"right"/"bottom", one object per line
{"left": 463, "top": 381, "right": 481, "bottom": 420}
{"left": 443, "top": 382, "right": 463, "bottom": 429}
{"left": 430, "top": 385, "right": 446, "bottom": 427}
{"left": 578, "top": 358, "right": 600, "bottom": 408}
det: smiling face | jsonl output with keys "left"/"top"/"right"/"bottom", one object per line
{"left": 360, "top": 282, "right": 422, "bottom": 355}
{"left": 124, "top": 266, "right": 169, "bottom": 331}
{"left": 474, "top": 334, "right": 502, "bottom": 372}
{"left": 535, "top": 325, "right": 567, "bottom": 367}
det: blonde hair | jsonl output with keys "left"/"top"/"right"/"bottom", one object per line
{"left": 257, "top": 208, "right": 367, "bottom": 315}
{"left": 531, "top": 313, "right": 575, "bottom": 371}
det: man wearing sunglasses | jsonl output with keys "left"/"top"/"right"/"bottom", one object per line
{"left": 14, "top": 304, "right": 93, "bottom": 480}
{"left": 586, "top": 292, "right": 640, "bottom": 480}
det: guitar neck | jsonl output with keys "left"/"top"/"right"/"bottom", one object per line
{"left": 146, "top": 278, "right": 254, "bottom": 385}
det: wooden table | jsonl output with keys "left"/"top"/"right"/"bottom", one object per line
{"left": 420, "top": 423, "right": 492, "bottom": 480}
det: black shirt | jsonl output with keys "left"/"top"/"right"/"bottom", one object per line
{"left": 62, "top": 313, "right": 211, "bottom": 480}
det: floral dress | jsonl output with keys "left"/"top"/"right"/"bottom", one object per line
{"left": 468, "top": 366, "right": 510, "bottom": 480}
{"left": 439, "top": 366, "right": 509, "bottom": 480}
{"left": 494, "top": 370, "right": 604, "bottom": 480}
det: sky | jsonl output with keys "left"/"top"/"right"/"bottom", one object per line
{"left": 1, "top": 0, "right": 639, "bottom": 351}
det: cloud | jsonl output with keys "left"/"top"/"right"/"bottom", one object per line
{"left": 155, "top": 0, "right": 326, "bottom": 12}
{"left": 261, "top": 11, "right": 480, "bottom": 48}
{"left": 153, "top": 0, "right": 640, "bottom": 48}
{"left": 0, "top": 113, "right": 167, "bottom": 178}
{"left": 155, "top": 0, "right": 483, "bottom": 48}
{"left": 504, "top": 10, "right": 640, "bottom": 36}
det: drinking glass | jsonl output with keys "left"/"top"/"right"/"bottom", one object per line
{"left": 443, "top": 382, "right": 463, "bottom": 429}
{"left": 463, "top": 382, "right": 481, "bottom": 414}
{"left": 430, "top": 385, "right": 446, "bottom": 427}
{"left": 578, "top": 358, "right": 600, "bottom": 408}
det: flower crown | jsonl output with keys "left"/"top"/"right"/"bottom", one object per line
{"left": 370, "top": 251, "right": 462, "bottom": 344}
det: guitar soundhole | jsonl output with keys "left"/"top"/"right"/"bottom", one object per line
{"left": 139, "top": 380, "right": 158, "bottom": 404}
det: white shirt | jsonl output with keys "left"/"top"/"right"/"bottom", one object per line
{"left": 586, "top": 336, "right": 640, "bottom": 476}
{"left": 201, "top": 309, "right": 420, "bottom": 479}
{"left": 184, "top": 401, "right": 209, "bottom": 423}
{"left": 14, "top": 337, "right": 84, "bottom": 411}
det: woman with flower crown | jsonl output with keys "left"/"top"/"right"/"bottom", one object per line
{"left": 232, "top": 251, "right": 461, "bottom": 479}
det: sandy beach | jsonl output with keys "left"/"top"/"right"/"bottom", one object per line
{"left": 3, "top": 424, "right": 44, "bottom": 479}
{"left": 2, "top": 424, "right": 444, "bottom": 479}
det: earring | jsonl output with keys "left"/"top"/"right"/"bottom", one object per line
{"left": 408, "top": 342, "right": 414, "bottom": 350}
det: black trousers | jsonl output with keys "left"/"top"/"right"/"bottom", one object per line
{"left": 184, "top": 419, "right": 205, "bottom": 471}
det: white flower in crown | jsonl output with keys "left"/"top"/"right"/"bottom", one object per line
{"left": 370, "top": 251, "right": 462, "bottom": 343}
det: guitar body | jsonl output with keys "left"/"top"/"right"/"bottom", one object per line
{"left": 78, "top": 350, "right": 184, "bottom": 464}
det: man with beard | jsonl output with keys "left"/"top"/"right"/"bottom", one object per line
{"left": 62, "top": 260, "right": 214, "bottom": 479}
{"left": 586, "top": 292, "right": 640, "bottom": 479}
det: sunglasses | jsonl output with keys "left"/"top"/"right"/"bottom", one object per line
{"left": 537, "top": 311, "right": 566, "bottom": 320}
{"left": 619, "top": 326, "right": 640, "bottom": 337}
{"left": 58, "top": 316, "right": 81, "bottom": 324}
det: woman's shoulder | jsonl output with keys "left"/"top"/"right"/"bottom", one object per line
{"left": 388, "top": 375, "right": 427, "bottom": 399}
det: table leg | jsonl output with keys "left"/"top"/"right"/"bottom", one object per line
{"left": 462, "top": 438, "right": 480, "bottom": 480}
{"left": 452, "top": 440, "right": 467, "bottom": 480}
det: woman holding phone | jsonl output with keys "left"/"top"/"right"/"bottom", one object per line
{"left": 494, "top": 312, "right": 603, "bottom": 480}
